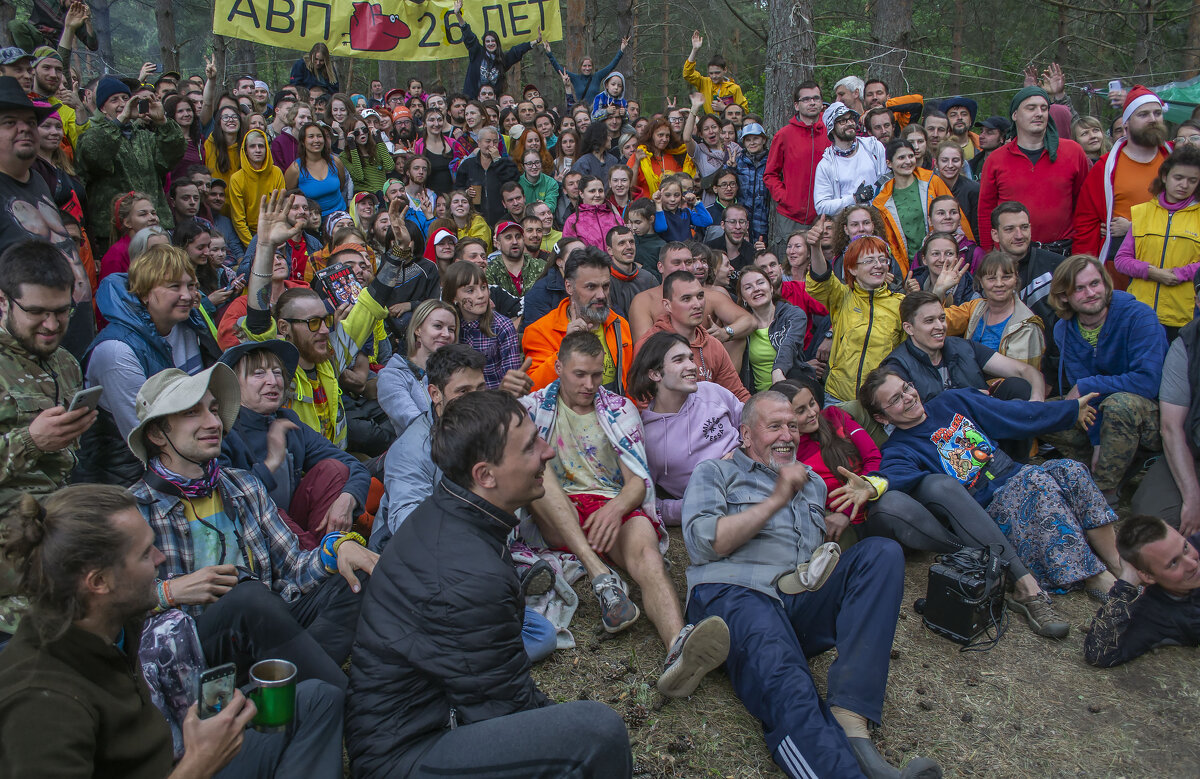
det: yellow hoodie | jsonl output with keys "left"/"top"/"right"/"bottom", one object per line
{"left": 228, "top": 130, "right": 286, "bottom": 246}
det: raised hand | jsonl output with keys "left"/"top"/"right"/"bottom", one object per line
{"left": 138, "top": 62, "right": 157, "bottom": 83}
{"left": 453, "top": 0, "right": 463, "bottom": 15}
{"left": 1043, "top": 62, "right": 1066, "bottom": 98}
{"left": 690, "top": 91, "right": 705, "bottom": 111}
{"left": 64, "top": 1, "right": 89, "bottom": 31}
{"left": 620, "top": 36, "right": 630, "bottom": 51}
{"left": 205, "top": 55, "right": 217, "bottom": 81}
{"left": 256, "top": 190, "right": 304, "bottom": 247}
{"left": 388, "top": 197, "right": 412, "bottom": 250}
{"left": 931, "top": 258, "right": 969, "bottom": 298}
{"left": 147, "top": 94, "right": 166, "bottom": 125}
{"left": 666, "top": 96, "right": 677, "bottom": 109}
{"left": 691, "top": 30, "right": 703, "bottom": 51}
{"left": 1023, "top": 65, "right": 1039, "bottom": 88}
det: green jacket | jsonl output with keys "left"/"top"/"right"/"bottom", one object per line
{"left": 0, "top": 327, "right": 83, "bottom": 607}
{"left": 519, "top": 172, "right": 560, "bottom": 213}
{"left": 486, "top": 254, "right": 546, "bottom": 297}
{"left": 76, "top": 117, "right": 186, "bottom": 243}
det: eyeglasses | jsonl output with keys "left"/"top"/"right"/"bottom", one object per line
{"left": 1175, "top": 134, "right": 1200, "bottom": 145}
{"left": 9, "top": 296, "right": 75, "bottom": 320}
{"left": 283, "top": 314, "right": 334, "bottom": 332}
{"left": 797, "top": 96, "right": 822, "bottom": 103}
{"left": 882, "top": 382, "right": 916, "bottom": 410}
{"left": 857, "top": 256, "right": 890, "bottom": 268}
{"left": 725, "top": 218, "right": 749, "bottom": 227}
{"left": 717, "top": 180, "right": 738, "bottom": 188}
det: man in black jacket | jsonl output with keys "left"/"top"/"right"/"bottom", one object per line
{"left": 346, "top": 390, "right": 632, "bottom": 778}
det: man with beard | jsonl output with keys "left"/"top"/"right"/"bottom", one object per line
{"left": 486, "top": 220, "right": 544, "bottom": 297}
{"left": 706, "top": 204, "right": 758, "bottom": 269}
{"left": 813, "top": 102, "right": 888, "bottom": 217}
{"left": 391, "top": 106, "right": 416, "bottom": 152}
{"left": 243, "top": 191, "right": 413, "bottom": 449}
{"left": 863, "top": 79, "right": 924, "bottom": 131}
{"left": 977, "top": 86, "right": 1089, "bottom": 253}
{"left": 30, "top": 47, "right": 79, "bottom": 148}
{"left": 681, "top": 391, "right": 938, "bottom": 779}
{"left": 862, "top": 107, "right": 895, "bottom": 144}
{"left": 0, "top": 240, "right": 95, "bottom": 642}
{"left": 523, "top": 248, "right": 634, "bottom": 392}
{"left": 1041, "top": 255, "right": 1167, "bottom": 507}
{"left": 1073, "top": 86, "right": 1172, "bottom": 285}
{"left": 0, "top": 483, "right": 349, "bottom": 775}
{"left": 939, "top": 96, "right": 980, "bottom": 164}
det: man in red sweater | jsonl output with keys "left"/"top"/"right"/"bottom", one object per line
{"left": 764, "top": 81, "right": 829, "bottom": 231}
{"left": 1071, "top": 85, "right": 1171, "bottom": 287}
{"left": 977, "top": 86, "right": 1089, "bottom": 253}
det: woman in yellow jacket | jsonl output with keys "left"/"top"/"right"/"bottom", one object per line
{"left": 228, "top": 129, "right": 286, "bottom": 247}
{"left": 872, "top": 138, "right": 956, "bottom": 276}
{"left": 1113, "top": 145, "right": 1200, "bottom": 336}
{"left": 807, "top": 235, "right": 906, "bottom": 403}
{"left": 204, "top": 104, "right": 245, "bottom": 190}
{"left": 447, "top": 189, "right": 493, "bottom": 250}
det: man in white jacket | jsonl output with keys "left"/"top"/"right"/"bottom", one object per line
{"left": 813, "top": 102, "right": 889, "bottom": 217}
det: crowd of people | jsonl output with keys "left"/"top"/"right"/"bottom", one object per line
{"left": 0, "top": 3, "right": 1198, "bottom": 778}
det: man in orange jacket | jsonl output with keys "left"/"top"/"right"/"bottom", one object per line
{"left": 524, "top": 247, "right": 633, "bottom": 393}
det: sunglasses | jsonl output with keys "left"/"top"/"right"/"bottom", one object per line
{"left": 283, "top": 313, "right": 334, "bottom": 332}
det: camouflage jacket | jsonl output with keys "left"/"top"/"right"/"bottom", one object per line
{"left": 0, "top": 327, "right": 82, "bottom": 602}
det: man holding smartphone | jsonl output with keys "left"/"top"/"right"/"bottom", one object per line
{"left": 0, "top": 239, "right": 96, "bottom": 646}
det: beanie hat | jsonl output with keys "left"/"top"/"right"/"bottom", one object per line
{"left": 392, "top": 106, "right": 412, "bottom": 122}
{"left": 1121, "top": 85, "right": 1163, "bottom": 124}
{"left": 1008, "top": 86, "right": 1059, "bottom": 161}
{"left": 96, "top": 76, "right": 132, "bottom": 111}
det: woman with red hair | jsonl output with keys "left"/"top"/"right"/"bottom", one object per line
{"left": 626, "top": 116, "right": 696, "bottom": 199}
{"left": 805, "top": 234, "right": 906, "bottom": 403}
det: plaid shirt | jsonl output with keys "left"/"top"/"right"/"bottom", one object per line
{"left": 132, "top": 467, "right": 328, "bottom": 617}
{"left": 460, "top": 313, "right": 522, "bottom": 389}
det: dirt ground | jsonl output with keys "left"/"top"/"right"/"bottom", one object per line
{"left": 532, "top": 526, "right": 1200, "bottom": 778}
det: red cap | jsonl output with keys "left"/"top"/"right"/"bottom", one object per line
{"left": 493, "top": 220, "right": 524, "bottom": 237}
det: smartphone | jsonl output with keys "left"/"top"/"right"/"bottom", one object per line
{"left": 1108, "top": 79, "right": 1123, "bottom": 93}
{"left": 138, "top": 98, "right": 150, "bottom": 114}
{"left": 67, "top": 385, "right": 103, "bottom": 413}
{"left": 198, "top": 662, "right": 237, "bottom": 719}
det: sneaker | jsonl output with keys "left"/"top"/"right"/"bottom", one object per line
{"left": 519, "top": 560, "right": 555, "bottom": 598}
{"left": 656, "top": 616, "right": 730, "bottom": 699}
{"left": 1007, "top": 592, "right": 1070, "bottom": 639}
{"left": 592, "top": 572, "right": 640, "bottom": 633}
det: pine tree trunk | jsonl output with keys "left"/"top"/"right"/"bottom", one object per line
{"left": 867, "top": 0, "right": 914, "bottom": 94}
{"left": 1187, "top": 0, "right": 1200, "bottom": 77}
{"left": 91, "top": 0, "right": 115, "bottom": 73}
{"left": 0, "top": 1, "right": 15, "bottom": 48}
{"left": 155, "top": 0, "right": 179, "bottom": 73}
{"left": 765, "top": 0, "right": 816, "bottom": 243}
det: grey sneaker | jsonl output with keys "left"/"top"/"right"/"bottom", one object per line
{"left": 592, "top": 573, "right": 640, "bottom": 633}
{"left": 1007, "top": 592, "right": 1070, "bottom": 639}
{"left": 656, "top": 616, "right": 730, "bottom": 698}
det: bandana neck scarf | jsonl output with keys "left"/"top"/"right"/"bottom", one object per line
{"left": 149, "top": 457, "right": 222, "bottom": 498}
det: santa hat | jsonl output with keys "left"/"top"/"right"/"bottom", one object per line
{"left": 1121, "top": 85, "right": 1163, "bottom": 124}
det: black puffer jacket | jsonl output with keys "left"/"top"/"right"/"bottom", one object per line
{"left": 345, "top": 478, "right": 549, "bottom": 776}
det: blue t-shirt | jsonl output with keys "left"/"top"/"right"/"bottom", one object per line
{"left": 972, "top": 313, "right": 1012, "bottom": 350}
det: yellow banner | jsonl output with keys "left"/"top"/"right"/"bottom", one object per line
{"left": 213, "top": 0, "right": 562, "bottom": 62}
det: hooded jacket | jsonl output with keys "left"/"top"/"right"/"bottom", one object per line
{"left": 589, "top": 71, "right": 628, "bottom": 118}
{"left": 460, "top": 21, "right": 533, "bottom": 98}
{"left": 642, "top": 381, "right": 743, "bottom": 500}
{"left": 228, "top": 130, "right": 286, "bottom": 246}
{"left": 682, "top": 60, "right": 749, "bottom": 114}
{"left": 813, "top": 135, "right": 889, "bottom": 217}
{"left": 806, "top": 267, "right": 905, "bottom": 403}
{"left": 736, "top": 147, "right": 771, "bottom": 240}
{"left": 562, "top": 201, "right": 623, "bottom": 248}
{"left": 1054, "top": 290, "right": 1167, "bottom": 445}
{"left": 872, "top": 170, "right": 957, "bottom": 275}
{"left": 765, "top": 116, "right": 830, "bottom": 225}
{"left": 522, "top": 263, "right": 567, "bottom": 325}
{"left": 738, "top": 300, "right": 814, "bottom": 394}
{"left": 634, "top": 314, "right": 749, "bottom": 401}
{"left": 523, "top": 297, "right": 633, "bottom": 393}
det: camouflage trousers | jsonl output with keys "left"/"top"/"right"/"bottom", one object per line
{"left": 1042, "top": 392, "right": 1161, "bottom": 493}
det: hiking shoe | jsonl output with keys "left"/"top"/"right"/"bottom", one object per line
{"left": 656, "top": 616, "right": 730, "bottom": 699}
{"left": 849, "top": 737, "right": 943, "bottom": 779}
{"left": 592, "top": 572, "right": 640, "bottom": 633}
{"left": 519, "top": 560, "right": 555, "bottom": 598}
{"left": 1007, "top": 592, "right": 1070, "bottom": 639}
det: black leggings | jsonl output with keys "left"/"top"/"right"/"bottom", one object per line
{"left": 195, "top": 575, "right": 367, "bottom": 690}
{"left": 863, "top": 475, "right": 1031, "bottom": 580}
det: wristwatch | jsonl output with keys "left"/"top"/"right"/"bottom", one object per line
{"left": 724, "top": 325, "right": 735, "bottom": 340}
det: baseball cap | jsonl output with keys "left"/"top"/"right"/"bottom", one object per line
{"left": 975, "top": 116, "right": 1013, "bottom": 133}
{"left": 0, "top": 47, "right": 34, "bottom": 66}
{"left": 739, "top": 122, "right": 767, "bottom": 141}
{"left": 494, "top": 220, "right": 523, "bottom": 237}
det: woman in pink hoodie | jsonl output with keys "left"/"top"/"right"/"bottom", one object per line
{"left": 562, "top": 175, "right": 623, "bottom": 248}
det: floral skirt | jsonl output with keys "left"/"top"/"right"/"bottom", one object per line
{"left": 987, "top": 459, "right": 1116, "bottom": 590}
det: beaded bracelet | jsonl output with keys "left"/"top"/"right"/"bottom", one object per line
{"left": 332, "top": 532, "right": 367, "bottom": 556}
